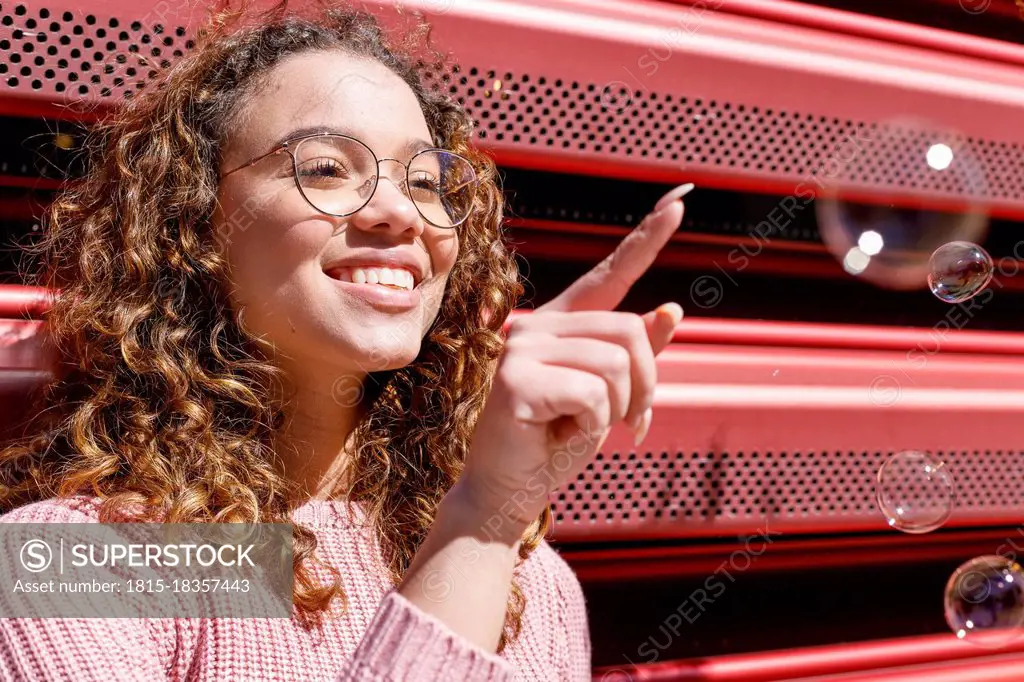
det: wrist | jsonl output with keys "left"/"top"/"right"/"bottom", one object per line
{"left": 443, "top": 479, "right": 537, "bottom": 547}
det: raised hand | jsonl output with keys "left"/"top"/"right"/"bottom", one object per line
{"left": 459, "top": 182, "right": 694, "bottom": 531}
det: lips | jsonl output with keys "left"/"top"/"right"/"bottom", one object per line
{"left": 325, "top": 270, "right": 421, "bottom": 312}
{"left": 325, "top": 266, "right": 417, "bottom": 291}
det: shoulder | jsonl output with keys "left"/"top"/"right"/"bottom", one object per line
{"left": 0, "top": 494, "right": 104, "bottom": 524}
{"left": 519, "top": 538, "right": 589, "bottom": 634}
{"left": 519, "top": 538, "right": 587, "bottom": 610}
{"left": 511, "top": 538, "right": 592, "bottom": 680}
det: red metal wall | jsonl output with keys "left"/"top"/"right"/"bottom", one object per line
{"left": 4, "top": 1, "right": 1024, "bottom": 679}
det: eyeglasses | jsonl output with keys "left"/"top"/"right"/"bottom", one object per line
{"left": 219, "top": 133, "right": 479, "bottom": 229}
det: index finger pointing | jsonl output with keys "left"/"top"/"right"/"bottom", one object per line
{"left": 541, "top": 183, "right": 694, "bottom": 313}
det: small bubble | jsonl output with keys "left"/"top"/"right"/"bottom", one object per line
{"left": 928, "top": 241, "right": 994, "bottom": 304}
{"left": 945, "top": 555, "right": 1024, "bottom": 648}
{"left": 876, "top": 451, "right": 954, "bottom": 534}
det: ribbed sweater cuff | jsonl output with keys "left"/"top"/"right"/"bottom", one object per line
{"left": 345, "top": 590, "right": 515, "bottom": 682}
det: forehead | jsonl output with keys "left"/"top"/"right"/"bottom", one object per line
{"left": 227, "top": 50, "right": 431, "bottom": 157}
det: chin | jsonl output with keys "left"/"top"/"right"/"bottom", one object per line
{"left": 340, "top": 331, "right": 424, "bottom": 374}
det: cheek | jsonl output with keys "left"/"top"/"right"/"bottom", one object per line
{"left": 216, "top": 188, "right": 333, "bottom": 308}
{"left": 417, "top": 233, "right": 460, "bottom": 323}
{"left": 429, "top": 230, "right": 460, "bottom": 278}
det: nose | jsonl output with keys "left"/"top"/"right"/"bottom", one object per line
{"left": 345, "top": 160, "right": 425, "bottom": 239}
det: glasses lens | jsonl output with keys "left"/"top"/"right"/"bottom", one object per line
{"left": 293, "top": 136, "right": 377, "bottom": 216}
{"left": 293, "top": 137, "right": 477, "bottom": 227}
{"left": 407, "top": 150, "right": 478, "bottom": 228}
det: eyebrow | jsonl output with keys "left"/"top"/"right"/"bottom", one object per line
{"left": 273, "top": 126, "right": 435, "bottom": 157}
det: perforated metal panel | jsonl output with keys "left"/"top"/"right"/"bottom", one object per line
{"left": 0, "top": 3, "right": 191, "bottom": 102}
{"left": 420, "top": 67, "right": 1019, "bottom": 202}
{"left": 551, "top": 449, "right": 1024, "bottom": 533}
{"left": 429, "top": 67, "right": 859, "bottom": 168}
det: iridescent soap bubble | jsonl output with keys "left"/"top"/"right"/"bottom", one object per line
{"left": 815, "top": 116, "right": 990, "bottom": 291}
{"left": 928, "top": 241, "right": 994, "bottom": 304}
{"left": 876, "top": 451, "right": 954, "bottom": 534}
{"left": 945, "top": 555, "right": 1024, "bottom": 647}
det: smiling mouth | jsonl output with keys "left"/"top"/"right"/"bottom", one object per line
{"left": 325, "top": 266, "right": 419, "bottom": 291}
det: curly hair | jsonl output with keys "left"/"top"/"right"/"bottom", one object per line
{"left": 0, "top": 0, "right": 549, "bottom": 652}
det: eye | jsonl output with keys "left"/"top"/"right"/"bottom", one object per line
{"left": 297, "top": 158, "right": 348, "bottom": 178}
{"left": 408, "top": 171, "right": 443, "bottom": 196}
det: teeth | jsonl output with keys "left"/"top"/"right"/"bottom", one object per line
{"left": 337, "top": 266, "right": 416, "bottom": 291}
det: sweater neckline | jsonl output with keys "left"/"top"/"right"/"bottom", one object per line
{"left": 288, "top": 497, "right": 371, "bottom": 529}
{"left": 54, "top": 493, "right": 373, "bottom": 530}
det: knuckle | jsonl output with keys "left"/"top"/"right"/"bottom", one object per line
{"left": 583, "top": 375, "right": 609, "bottom": 405}
{"left": 625, "top": 312, "right": 647, "bottom": 338}
{"left": 608, "top": 345, "right": 631, "bottom": 375}
{"left": 502, "top": 333, "right": 533, "bottom": 355}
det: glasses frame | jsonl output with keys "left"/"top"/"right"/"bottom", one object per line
{"left": 219, "top": 132, "right": 478, "bottom": 229}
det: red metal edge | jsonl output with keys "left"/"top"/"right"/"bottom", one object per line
{"left": 792, "top": 653, "right": 1024, "bottom": 682}
{"left": 505, "top": 310, "right": 1024, "bottom": 355}
{"left": 590, "top": 632, "right": 1024, "bottom": 682}
{"left": 658, "top": 0, "right": 1024, "bottom": 70}
{"left": 668, "top": 318, "right": 1024, "bottom": 355}
{"left": 0, "top": 176, "right": 64, "bottom": 192}
{"left": 558, "top": 528, "right": 1019, "bottom": 582}
{"left": 0, "top": 286, "right": 55, "bottom": 320}
{"left": 0, "top": 319, "right": 53, "bottom": 372}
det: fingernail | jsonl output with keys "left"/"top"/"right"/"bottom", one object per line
{"left": 654, "top": 182, "right": 695, "bottom": 212}
{"left": 657, "top": 302, "right": 684, "bottom": 325}
{"left": 633, "top": 407, "right": 653, "bottom": 447}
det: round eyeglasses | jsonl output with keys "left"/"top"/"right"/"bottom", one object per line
{"left": 220, "top": 133, "right": 479, "bottom": 229}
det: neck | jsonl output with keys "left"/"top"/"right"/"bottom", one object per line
{"left": 274, "top": 359, "right": 369, "bottom": 504}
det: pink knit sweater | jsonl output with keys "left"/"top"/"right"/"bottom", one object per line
{"left": 0, "top": 495, "right": 591, "bottom": 681}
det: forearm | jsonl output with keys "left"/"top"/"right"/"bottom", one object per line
{"left": 398, "top": 482, "right": 528, "bottom": 653}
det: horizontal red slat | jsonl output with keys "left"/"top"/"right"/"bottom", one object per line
{"left": 669, "top": 318, "right": 1024, "bottom": 355}
{"left": 591, "top": 632, "right": 1024, "bottom": 681}
{"left": 0, "top": 319, "right": 52, "bottom": 372}
{"left": 796, "top": 654, "right": 1024, "bottom": 682}
{"left": 561, "top": 528, "right": 1022, "bottom": 582}
{"left": 0, "top": 286, "right": 55, "bottom": 320}
{"left": 662, "top": 0, "right": 1024, "bottom": 69}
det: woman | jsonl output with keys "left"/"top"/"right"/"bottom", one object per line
{"left": 0, "top": 2, "right": 689, "bottom": 679}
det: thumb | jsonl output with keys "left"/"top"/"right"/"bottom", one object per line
{"left": 642, "top": 302, "right": 684, "bottom": 355}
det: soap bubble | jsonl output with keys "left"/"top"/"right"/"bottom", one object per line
{"left": 816, "top": 117, "right": 990, "bottom": 291}
{"left": 876, "top": 451, "right": 955, "bottom": 533}
{"left": 945, "top": 555, "right": 1024, "bottom": 648}
{"left": 928, "top": 241, "right": 994, "bottom": 304}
